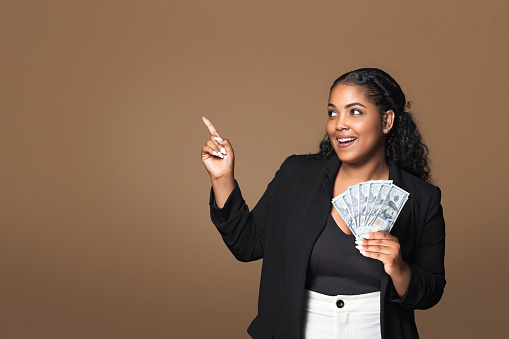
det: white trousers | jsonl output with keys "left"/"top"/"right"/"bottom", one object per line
{"left": 302, "top": 289, "right": 382, "bottom": 339}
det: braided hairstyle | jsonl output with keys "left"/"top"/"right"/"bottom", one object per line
{"left": 317, "top": 68, "right": 431, "bottom": 182}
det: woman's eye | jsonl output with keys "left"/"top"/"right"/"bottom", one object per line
{"left": 328, "top": 111, "right": 338, "bottom": 117}
{"left": 350, "top": 109, "right": 362, "bottom": 115}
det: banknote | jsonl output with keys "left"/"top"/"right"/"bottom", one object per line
{"left": 365, "top": 185, "right": 409, "bottom": 233}
{"left": 364, "top": 183, "right": 392, "bottom": 232}
{"left": 343, "top": 192, "right": 358, "bottom": 236}
{"left": 358, "top": 182, "right": 370, "bottom": 230}
{"left": 348, "top": 185, "right": 360, "bottom": 229}
{"left": 332, "top": 180, "right": 408, "bottom": 240}
{"left": 331, "top": 193, "right": 358, "bottom": 238}
{"left": 365, "top": 182, "right": 382, "bottom": 215}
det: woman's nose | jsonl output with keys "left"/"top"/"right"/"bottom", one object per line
{"left": 335, "top": 114, "right": 349, "bottom": 130}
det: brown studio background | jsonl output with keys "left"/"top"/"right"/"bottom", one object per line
{"left": 1, "top": 1, "right": 508, "bottom": 338}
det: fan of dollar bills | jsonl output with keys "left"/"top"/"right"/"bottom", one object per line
{"left": 331, "top": 181, "right": 410, "bottom": 240}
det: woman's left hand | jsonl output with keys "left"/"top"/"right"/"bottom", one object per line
{"left": 355, "top": 232, "right": 411, "bottom": 297}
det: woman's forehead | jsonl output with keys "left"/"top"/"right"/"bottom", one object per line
{"left": 329, "top": 84, "right": 371, "bottom": 105}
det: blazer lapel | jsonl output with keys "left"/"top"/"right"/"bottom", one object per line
{"left": 388, "top": 161, "right": 411, "bottom": 235}
{"left": 320, "top": 155, "right": 341, "bottom": 199}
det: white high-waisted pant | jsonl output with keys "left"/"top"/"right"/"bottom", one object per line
{"left": 302, "top": 289, "right": 382, "bottom": 339}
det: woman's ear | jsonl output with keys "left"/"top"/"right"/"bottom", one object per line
{"left": 383, "top": 110, "right": 395, "bottom": 134}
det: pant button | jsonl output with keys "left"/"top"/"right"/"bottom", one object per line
{"left": 336, "top": 299, "right": 344, "bottom": 308}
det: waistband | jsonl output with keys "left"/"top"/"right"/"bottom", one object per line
{"left": 304, "top": 289, "right": 381, "bottom": 313}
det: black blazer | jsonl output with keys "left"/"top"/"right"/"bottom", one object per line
{"left": 209, "top": 154, "right": 446, "bottom": 339}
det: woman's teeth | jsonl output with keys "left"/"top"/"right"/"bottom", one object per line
{"left": 338, "top": 137, "right": 356, "bottom": 143}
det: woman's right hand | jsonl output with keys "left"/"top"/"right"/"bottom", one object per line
{"left": 201, "top": 117, "right": 235, "bottom": 180}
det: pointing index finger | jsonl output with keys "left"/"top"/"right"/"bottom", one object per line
{"left": 202, "top": 117, "right": 220, "bottom": 137}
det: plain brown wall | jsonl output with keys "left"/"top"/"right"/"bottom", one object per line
{"left": 1, "top": 1, "right": 508, "bottom": 338}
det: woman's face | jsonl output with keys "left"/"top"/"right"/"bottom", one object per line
{"left": 326, "top": 84, "right": 393, "bottom": 165}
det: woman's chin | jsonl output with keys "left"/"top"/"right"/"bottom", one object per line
{"left": 335, "top": 152, "right": 358, "bottom": 164}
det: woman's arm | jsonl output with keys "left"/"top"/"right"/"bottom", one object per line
{"left": 201, "top": 117, "right": 236, "bottom": 208}
{"left": 202, "top": 117, "right": 295, "bottom": 262}
{"left": 389, "top": 186, "right": 446, "bottom": 310}
{"left": 357, "top": 186, "right": 446, "bottom": 309}
{"left": 211, "top": 175, "right": 235, "bottom": 208}
{"left": 209, "top": 155, "right": 294, "bottom": 262}
{"left": 356, "top": 232, "right": 411, "bottom": 298}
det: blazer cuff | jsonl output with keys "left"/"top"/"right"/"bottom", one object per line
{"left": 388, "top": 265, "right": 413, "bottom": 304}
{"left": 209, "top": 180, "right": 244, "bottom": 224}
{"left": 388, "top": 262, "right": 446, "bottom": 310}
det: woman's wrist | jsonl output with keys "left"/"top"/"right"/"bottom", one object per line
{"left": 211, "top": 174, "right": 235, "bottom": 208}
{"left": 389, "top": 261, "right": 411, "bottom": 298}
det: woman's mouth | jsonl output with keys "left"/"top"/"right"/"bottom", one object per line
{"left": 336, "top": 136, "right": 357, "bottom": 148}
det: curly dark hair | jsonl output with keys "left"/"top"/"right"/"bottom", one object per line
{"left": 317, "top": 68, "right": 431, "bottom": 182}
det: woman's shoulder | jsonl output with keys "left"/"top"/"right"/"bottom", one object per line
{"left": 398, "top": 166, "right": 441, "bottom": 202}
{"left": 280, "top": 153, "right": 325, "bottom": 168}
{"left": 273, "top": 153, "right": 325, "bottom": 178}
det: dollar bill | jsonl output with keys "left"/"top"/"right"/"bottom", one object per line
{"left": 366, "top": 182, "right": 381, "bottom": 211}
{"left": 366, "top": 185, "right": 409, "bottom": 233}
{"left": 358, "top": 182, "right": 370, "bottom": 230}
{"left": 363, "top": 183, "right": 392, "bottom": 234}
{"left": 364, "top": 180, "right": 392, "bottom": 227}
{"left": 331, "top": 192, "right": 358, "bottom": 237}
{"left": 364, "top": 182, "right": 381, "bottom": 231}
{"left": 348, "top": 185, "right": 360, "bottom": 229}
{"left": 342, "top": 192, "right": 359, "bottom": 236}
{"left": 331, "top": 180, "right": 408, "bottom": 240}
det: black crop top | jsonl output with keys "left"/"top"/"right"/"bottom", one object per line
{"left": 304, "top": 213, "right": 384, "bottom": 296}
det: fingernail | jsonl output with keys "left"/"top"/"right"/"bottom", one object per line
{"left": 363, "top": 233, "right": 371, "bottom": 239}
{"left": 218, "top": 152, "right": 223, "bottom": 158}
{"left": 355, "top": 240, "right": 364, "bottom": 245}
{"left": 212, "top": 151, "right": 218, "bottom": 156}
{"left": 220, "top": 147, "right": 226, "bottom": 154}
{"left": 360, "top": 251, "right": 367, "bottom": 255}
{"left": 214, "top": 137, "right": 223, "bottom": 141}
{"left": 355, "top": 245, "right": 364, "bottom": 250}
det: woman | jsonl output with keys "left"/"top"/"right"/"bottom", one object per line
{"left": 201, "top": 68, "right": 446, "bottom": 339}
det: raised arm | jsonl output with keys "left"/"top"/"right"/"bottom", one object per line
{"left": 201, "top": 117, "right": 235, "bottom": 208}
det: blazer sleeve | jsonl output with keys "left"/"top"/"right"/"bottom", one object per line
{"left": 389, "top": 185, "right": 446, "bottom": 310}
{"left": 209, "top": 155, "right": 295, "bottom": 262}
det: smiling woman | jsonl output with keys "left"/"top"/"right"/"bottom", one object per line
{"left": 202, "top": 68, "right": 445, "bottom": 339}
{"left": 326, "top": 84, "right": 394, "bottom": 166}
{"left": 318, "top": 69, "right": 430, "bottom": 182}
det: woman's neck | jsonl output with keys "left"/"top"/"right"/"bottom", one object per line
{"left": 337, "top": 158, "right": 390, "bottom": 183}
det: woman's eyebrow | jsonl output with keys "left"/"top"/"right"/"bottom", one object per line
{"left": 327, "top": 102, "right": 367, "bottom": 109}
{"left": 345, "top": 102, "right": 366, "bottom": 109}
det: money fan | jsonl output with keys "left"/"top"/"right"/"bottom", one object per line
{"left": 331, "top": 181, "right": 409, "bottom": 240}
